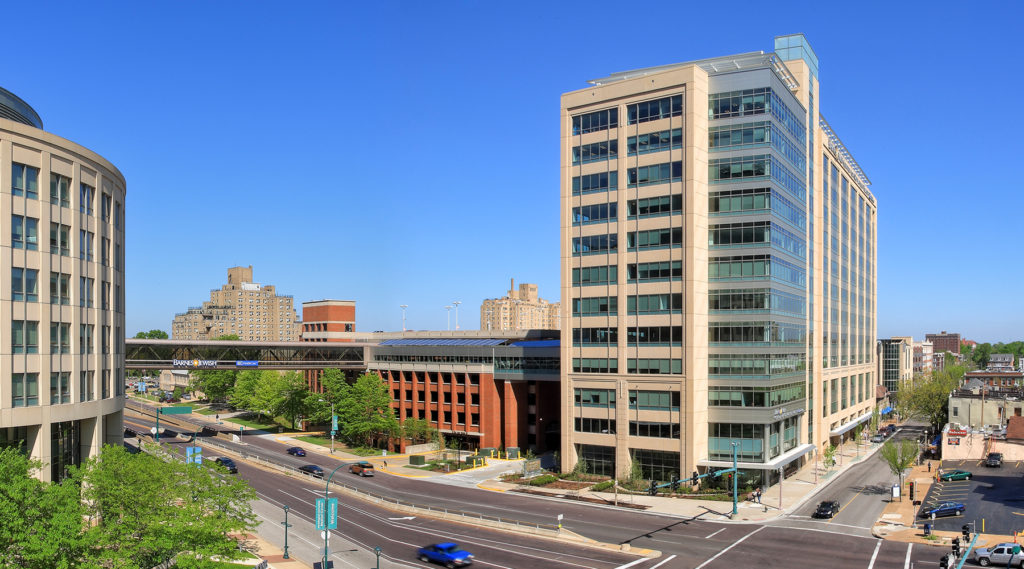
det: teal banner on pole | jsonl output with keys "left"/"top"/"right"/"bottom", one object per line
{"left": 327, "top": 498, "right": 338, "bottom": 529}
{"left": 331, "top": 415, "right": 337, "bottom": 432}
{"left": 315, "top": 498, "right": 325, "bottom": 530}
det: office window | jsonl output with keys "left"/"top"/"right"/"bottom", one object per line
{"left": 114, "top": 201, "right": 122, "bottom": 230}
{"left": 572, "top": 202, "right": 617, "bottom": 225}
{"left": 79, "top": 277, "right": 94, "bottom": 307}
{"left": 571, "top": 171, "right": 617, "bottom": 195}
{"left": 80, "top": 183, "right": 94, "bottom": 215}
{"left": 79, "top": 371, "right": 92, "bottom": 402}
{"left": 572, "top": 358, "right": 617, "bottom": 373}
{"left": 50, "top": 322, "right": 71, "bottom": 354}
{"left": 101, "top": 193, "right": 112, "bottom": 222}
{"left": 12, "top": 163, "right": 40, "bottom": 198}
{"left": 102, "top": 370, "right": 110, "bottom": 399}
{"left": 50, "top": 372, "right": 71, "bottom": 404}
{"left": 572, "top": 140, "right": 618, "bottom": 164}
{"left": 50, "top": 272, "right": 71, "bottom": 305}
{"left": 102, "top": 281, "right": 111, "bottom": 310}
{"left": 12, "top": 268, "right": 39, "bottom": 302}
{"left": 627, "top": 227, "right": 682, "bottom": 250}
{"left": 571, "top": 265, "right": 617, "bottom": 286}
{"left": 50, "top": 173, "right": 71, "bottom": 207}
{"left": 12, "top": 320, "right": 39, "bottom": 353}
{"left": 12, "top": 373, "right": 39, "bottom": 407}
{"left": 627, "top": 95, "right": 682, "bottom": 124}
{"left": 115, "top": 284, "right": 122, "bottom": 312}
{"left": 627, "top": 161, "right": 682, "bottom": 187}
{"left": 627, "top": 128, "right": 682, "bottom": 155}
{"left": 572, "top": 107, "right": 618, "bottom": 135}
{"left": 12, "top": 215, "right": 39, "bottom": 250}
{"left": 115, "top": 243, "right": 121, "bottom": 270}
{"left": 628, "top": 194, "right": 682, "bottom": 218}
{"left": 50, "top": 223, "right": 71, "bottom": 256}
{"left": 628, "top": 260, "right": 682, "bottom": 282}
{"left": 101, "top": 237, "right": 110, "bottom": 265}
{"left": 80, "top": 324, "right": 94, "bottom": 354}
{"left": 79, "top": 230, "right": 94, "bottom": 260}
{"left": 573, "top": 296, "right": 617, "bottom": 316}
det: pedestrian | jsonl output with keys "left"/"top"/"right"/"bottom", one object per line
{"left": 755, "top": 487, "right": 762, "bottom": 504}
{"left": 382, "top": 460, "right": 387, "bottom": 470}
{"left": 928, "top": 461, "right": 931, "bottom": 473}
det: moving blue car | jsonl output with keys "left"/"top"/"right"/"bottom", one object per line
{"left": 286, "top": 446, "right": 306, "bottom": 457}
{"left": 417, "top": 542, "right": 473, "bottom": 567}
{"left": 919, "top": 501, "right": 965, "bottom": 518}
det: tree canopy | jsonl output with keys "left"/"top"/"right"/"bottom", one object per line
{"left": 0, "top": 444, "right": 257, "bottom": 568}
{"left": 133, "top": 329, "right": 169, "bottom": 339}
{"left": 897, "top": 365, "right": 965, "bottom": 429}
{"left": 337, "top": 372, "right": 399, "bottom": 447}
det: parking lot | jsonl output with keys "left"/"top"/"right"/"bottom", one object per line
{"left": 919, "top": 459, "right": 1024, "bottom": 535}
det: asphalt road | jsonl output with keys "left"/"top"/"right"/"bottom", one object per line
{"left": 124, "top": 409, "right": 966, "bottom": 569}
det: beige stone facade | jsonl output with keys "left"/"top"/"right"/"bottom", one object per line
{"left": 560, "top": 35, "right": 877, "bottom": 484}
{"left": 0, "top": 87, "right": 126, "bottom": 481}
{"left": 171, "top": 265, "right": 300, "bottom": 341}
{"left": 480, "top": 279, "right": 559, "bottom": 331}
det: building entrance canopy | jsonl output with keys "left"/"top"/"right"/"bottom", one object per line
{"left": 698, "top": 443, "right": 815, "bottom": 470}
{"left": 829, "top": 410, "right": 874, "bottom": 437}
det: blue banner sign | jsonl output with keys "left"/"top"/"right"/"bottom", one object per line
{"left": 235, "top": 360, "right": 259, "bottom": 367}
{"left": 315, "top": 498, "right": 325, "bottom": 530}
{"left": 327, "top": 498, "right": 338, "bottom": 529}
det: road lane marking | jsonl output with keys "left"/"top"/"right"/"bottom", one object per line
{"left": 867, "top": 539, "right": 882, "bottom": 569}
{"left": 612, "top": 557, "right": 651, "bottom": 569}
{"left": 829, "top": 485, "right": 869, "bottom": 523}
{"left": 904, "top": 543, "right": 913, "bottom": 569}
{"left": 695, "top": 526, "right": 765, "bottom": 569}
{"left": 705, "top": 528, "right": 725, "bottom": 539}
{"left": 648, "top": 555, "right": 676, "bottom": 569}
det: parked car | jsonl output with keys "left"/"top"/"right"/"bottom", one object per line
{"left": 919, "top": 501, "right": 965, "bottom": 518}
{"left": 349, "top": 461, "right": 375, "bottom": 476}
{"left": 870, "top": 434, "right": 886, "bottom": 443}
{"left": 986, "top": 452, "right": 1004, "bottom": 467}
{"left": 938, "top": 469, "right": 973, "bottom": 481}
{"left": 286, "top": 446, "right": 306, "bottom": 457}
{"left": 214, "top": 457, "right": 238, "bottom": 474}
{"left": 812, "top": 500, "right": 840, "bottom": 519}
{"left": 974, "top": 542, "right": 1024, "bottom": 567}
{"left": 298, "top": 464, "right": 324, "bottom": 479}
{"left": 417, "top": 542, "right": 474, "bottom": 567}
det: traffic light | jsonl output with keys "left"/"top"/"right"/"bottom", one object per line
{"left": 691, "top": 470, "right": 699, "bottom": 485}
{"left": 671, "top": 475, "right": 680, "bottom": 492}
{"left": 648, "top": 480, "right": 658, "bottom": 496}
{"left": 908, "top": 481, "right": 915, "bottom": 501}
{"left": 939, "top": 554, "right": 950, "bottom": 569}
{"left": 962, "top": 524, "right": 971, "bottom": 542}
{"left": 952, "top": 537, "right": 960, "bottom": 557}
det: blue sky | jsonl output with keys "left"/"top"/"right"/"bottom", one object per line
{"left": 5, "top": 1, "right": 1022, "bottom": 342}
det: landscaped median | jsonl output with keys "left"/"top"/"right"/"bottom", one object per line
{"left": 501, "top": 471, "right": 747, "bottom": 504}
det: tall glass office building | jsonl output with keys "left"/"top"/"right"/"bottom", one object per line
{"left": 560, "top": 35, "right": 877, "bottom": 486}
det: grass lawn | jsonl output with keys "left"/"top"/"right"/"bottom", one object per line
{"left": 294, "top": 435, "right": 386, "bottom": 456}
{"left": 195, "top": 408, "right": 218, "bottom": 416}
{"left": 223, "top": 416, "right": 299, "bottom": 433}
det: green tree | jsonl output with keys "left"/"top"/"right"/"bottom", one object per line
{"left": 134, "top": 329, "right": 169, "bottom": 339}
{"left": 0, "top": 448, "right": 86, "bottom": 569}
{"left": 278, "top": 371, "right": 310, "bottom": 429}
{"left": 337, "top": 372, "right": 399, "bottom": 447}
{"left": 879, "top": 438, "right": 919, "bottom": 492}
{"left": 972, "top": 342, "right": 993, "bottom": 369}
{"left": 231, "top": 370, "right": 284, "bottom": 422}
{"left": 401, "top": 417, "right": 435, "bottom": 444}
{"left": 189, "top": 369, "right": 238, "bottom": 402}
{"left": 900, "top": 365, "right": 965, "bottom": 429}
{"left": 79, "top": 445, "right": 257, "bottom": 569}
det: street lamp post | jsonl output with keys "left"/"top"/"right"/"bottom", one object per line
{"left": 400, "top": 305, "right": 408, "bottom": 332}
{"left": 374, "top": 546, "right": 382, "bottom": 569}
{"left": 452, "top": 301, "right": 461, "bottom": 330}
{"left": 281, "top": 505, "right": 292, "bottom": 559}
{"left": 323, "top": 464, "right": 347, "bottom": 569}
{"left": 445, "top": 305, "right": 453, "bottom": 330}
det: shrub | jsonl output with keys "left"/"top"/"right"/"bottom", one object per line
{"left": 527, "top": 474, "right": 559, "bottom": 486}
{"left": 591, "top": 480, "right": 615, "bottom": 492}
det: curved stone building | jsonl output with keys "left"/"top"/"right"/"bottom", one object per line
{"left": 0, "top": 86, "right": 125, "bottom": 481}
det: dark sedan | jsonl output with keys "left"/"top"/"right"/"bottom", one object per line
{"left": 298, "top": 464, "right": 324, "bottom": 479}
{"left": 919, "top": 501, "right": 965, "bottom": 518}
{"left": 213, "top": 457, "right": 238, "bottom": 474}
{"left": 286, "top": 446, "right": 306, "bottom": 457}
{"left": 812, "top": 500, "right": 840, "bottom": 519}
{"left": 938, "top": 469, "right": 973, "bottom": 481}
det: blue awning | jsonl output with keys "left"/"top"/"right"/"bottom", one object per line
{"left": 881, "top": 406, "right": 893, "bottom": 414}
{"left": 931, "top": 435, "right": 941, "bottom": 447}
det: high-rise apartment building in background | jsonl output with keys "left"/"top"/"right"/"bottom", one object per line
{"left": 560, "top": 35, "right": 877, "bottom": 485}
{"left": 480, "top": 279, "right": 560, "bottom": 331}
{"left": 171, "top": 265, "right": 300, "bottom": 341}
{"left": 925, "top": 331, "right": 961, "bottom": 355}
{"left": 0, "top": 86, "right": 126, "bottom": 481}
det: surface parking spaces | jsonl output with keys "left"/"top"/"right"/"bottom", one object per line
{"left": 919, "top": 459, "right": 1024, "bottom": 535}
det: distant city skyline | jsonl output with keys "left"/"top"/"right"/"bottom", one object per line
{"left": 5, "top": 2, "right": 1023, "bottom": 341}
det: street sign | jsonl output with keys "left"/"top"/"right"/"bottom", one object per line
{"left": 150, "top": 427, "right": 157, "bottom": 436}
{"left": 160, "top": 406, "right": 193, "bottom": 415}
{"left": 316, "top": 498, "right": 326, "bottom": 530}
{"left": 186, "top": 446, "right": 203, "bottom": 465}
{"left": 327, "top": 498, "right": 338, "bottom": 529}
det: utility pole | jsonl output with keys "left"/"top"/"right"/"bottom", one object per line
{"left": 400, "top": 305, "right": 408, "bottom": 332}
{"left": 453, "top": 301, "right": 461, "bottom": 330}
{"left": 445, "top": 305, "right": 453, "bottom": 331}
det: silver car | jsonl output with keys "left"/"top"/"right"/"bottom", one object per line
{"left": 974, "top": 543, "right": 1024, "bottom": 567}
